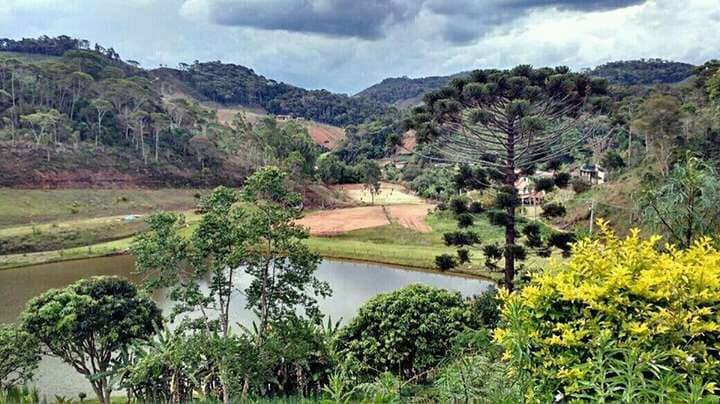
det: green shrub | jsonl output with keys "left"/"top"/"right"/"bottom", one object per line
{"left": 435, "top": 253, "right": 458, "bottom": 271}
{"left": 457, "top": 249, "right": 470, "bottom": 264}
{"left": 335, "top": 285, "right": 476, "bottom": 380}
{"left": 431, "top": 352, "right": 521, "bottom": 404}
{"left": 554, "top": 172, "right": 571, "bottom": 188}
{"left": 0, "top": 325, "right": 40, "bottom": 390}
{"left": 443, "top": 231, "right": 480, "bottom": 247}
{"left": 495, "top": 222, "right": 720, "bottom": 402}
{"left": 457, "top": 212, "right": 474, "bottom": 228}
{"left": 541, "top": 202, "right": 566, "bottom": 219}
{"left": 450, "top": 197, "right": 469, "bottom": 214}
{"left": 469, "top": 287, "right": 501, "bottom": 329}
{"left": 468, "top": 201, "right": 485, "bottom": 214}
{"left": 571, "top": 177, "right": 591, "bottom": 193}
{"left": 534, "top": 177, "right": 556, "bottom": 193}
{"left": 487, "top": 210, "right": 509, "bottom": 226}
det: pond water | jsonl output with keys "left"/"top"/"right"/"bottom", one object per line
{"left": 0, "top": 255, "right": 492, "bottom": 398}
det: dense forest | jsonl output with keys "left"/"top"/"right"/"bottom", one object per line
{"left": 0, "top": 35, "right": 121, "bottom": 60}
{"left": 171, "top": 61, "right": 389, "bottom": 126}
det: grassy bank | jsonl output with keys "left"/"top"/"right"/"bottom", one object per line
{"left": 0, "top": 211, "right": 201, "bottom": 269}
{"left": 0, "top": 197, "right": 547, "bottom": 281}
{"left": 306, "top": 211, "right": 508, "bottom": 280}
{"left": 0, "top": 188, "right": 205, "bottom": 228}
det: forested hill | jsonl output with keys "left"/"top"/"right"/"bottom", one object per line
{"left": 586, "top": 59, "right": 696, "bottom": 85}
{"left": 164, "top": 61, "right": 388, "bottom": 127}
{"left": 0, "top": 36, "right": 365, "bottom": 189}
{"left": 354, "top": 75, "right": 455, "bottom": 107}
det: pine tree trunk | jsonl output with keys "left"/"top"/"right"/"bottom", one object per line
{"left": 504, "top": 125, "right": 517, "bottom": 292}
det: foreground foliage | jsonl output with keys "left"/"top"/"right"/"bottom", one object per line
{"left": 21, "top": 277, "right": 162, "bottom": 404}
{"left": 0, "top": 325, "right": 40, "bottom": 390}
{"left": 335, "top": 284, "right": 481, "bottom": 380}
{"left": 496, "top": 221, "right": 720, "bottom": 402}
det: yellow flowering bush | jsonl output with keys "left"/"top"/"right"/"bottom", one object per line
{"left": 495, "top": 220, "right": 720, "bottom": 402}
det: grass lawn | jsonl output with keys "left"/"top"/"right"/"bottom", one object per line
{"left": 0, "top": 187, "right": 553, "bottom": 279}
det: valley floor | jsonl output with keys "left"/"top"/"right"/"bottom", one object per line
{"left": 0, "top": 184, "right": 509, "bottom": 280}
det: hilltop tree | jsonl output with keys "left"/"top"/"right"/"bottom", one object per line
{"left": 410, "top": 65, "right": 607, "bottom": 290}
{"left": 22, "top": 277, "right": 161, "bottom": 404}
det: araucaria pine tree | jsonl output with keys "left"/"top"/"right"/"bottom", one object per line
{"left": 410, "top": 65, "right": 609, "bottom": 290}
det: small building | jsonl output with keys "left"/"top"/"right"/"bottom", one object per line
{"left": 515, "top": 176, "right": 546, "bottom": 205}
{"left": 578, "top": 164, "right": 607, "bottom": 185}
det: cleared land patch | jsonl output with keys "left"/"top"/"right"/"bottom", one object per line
{"left": 334, "top": 183, "right": 424, "bottom": 205}
{"left": 385, "top": 204, "right": 433, "bottom": 233}
{"left": 297, "top": 203, "right": 433, "bottom": 236}
{"left": 297, "top": 206, "right": 389, "bottom": 236}
{"left": 216, "top": 107, "right": 345, "bottom": 149}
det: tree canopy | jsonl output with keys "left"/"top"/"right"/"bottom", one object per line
{"left": 21, "top": 276, "right": 162, "bottom": 404}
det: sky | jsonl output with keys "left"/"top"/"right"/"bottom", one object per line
{"left": 0, "top": 0, "right": 718, "bottom": 94}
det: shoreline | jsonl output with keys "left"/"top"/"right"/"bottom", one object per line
{"left": 0, "top": 237, "right": 498, "bottom": 282}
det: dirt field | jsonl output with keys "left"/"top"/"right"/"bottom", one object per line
{"left": 305, "top": 123, "right": 345, "bottom": 149}
{"left": 296, "top": 203, "right": 434, "bottom": 235}
{"left": 385, "top": 204, "right": 433, "bottom": 232}
{"left": 296, "top": 206, "right": 388, "bottom": 235}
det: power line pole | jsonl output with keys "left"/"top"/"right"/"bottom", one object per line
{"left": 589, "top": 199, "right": 595, "bottom": 235}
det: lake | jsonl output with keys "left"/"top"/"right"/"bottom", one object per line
{"left": 0, "top": 255, "right": 492, "bottom": 398}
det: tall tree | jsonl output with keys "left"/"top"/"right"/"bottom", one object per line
{"left": 150, "top": 112, "right": 171, "bottom": 162}
{"left": 90, "top": 98, "right": 112, "bottom": 146}
{"left": 22, "top": 276, "right": 161, "bottom": 404}
{"left": 20, "top": 109, "right": 61, "bottom": 161}
{"left": 631, "top": 94, "right": 684, "bottom": 176}
{"left": 410, "top": 65, "right": 607, "bottom": 290}
{"left": 359, "top": 159, "right": 382, "bottom": 205}
{"left": 131, "top": 167, "right": 329, "bottom": 402}
{"left": 638, "top": 155, "right": 720, "bottom": 249}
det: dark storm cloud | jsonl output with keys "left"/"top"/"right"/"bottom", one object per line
{"left": 205, "top": 0, "right": 422, "bottom": 39}
{"left": 198, "top": 0, "right": 646, "bottom": 42}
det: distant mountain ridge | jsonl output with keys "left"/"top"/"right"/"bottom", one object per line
{"left": 356, "top": 59, "right": 697, "bottom": 108}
